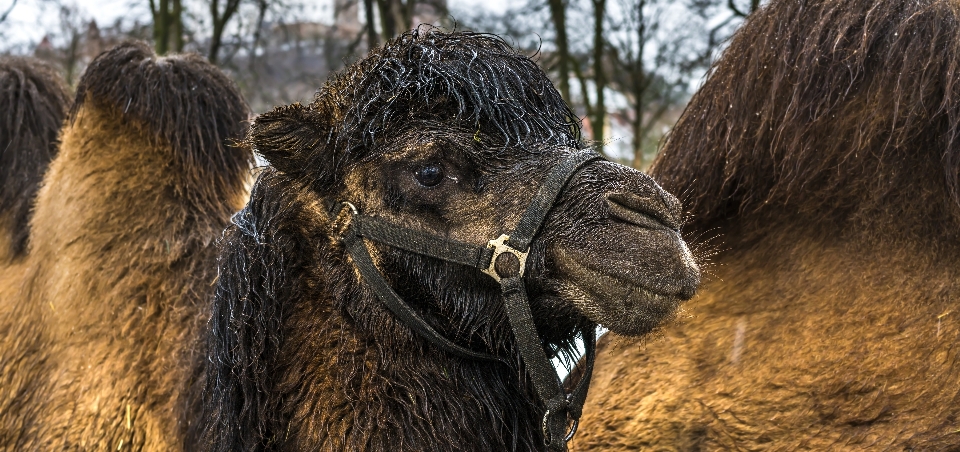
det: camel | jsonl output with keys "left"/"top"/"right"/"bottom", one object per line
{"left": 199, "top": 29, "right": 701, "bottom": 451}
{"left": 573, "top": 0, "right": 960, "bottom": 450}
{"left": 0, "top": 41, "right": 251, "bottom": 450}
{"left": 0, "top": 56, "right": 70, "bottom": 264}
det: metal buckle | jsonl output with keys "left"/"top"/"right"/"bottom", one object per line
{"left": 331, "top": 201, "right": 358, "bottom": 240}
{"left": 481, "top": 234, "right": 528, "bottom": 283}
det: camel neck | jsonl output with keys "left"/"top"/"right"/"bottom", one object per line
{"left": 272, "top": 285, "right": 548, "bottom": 451}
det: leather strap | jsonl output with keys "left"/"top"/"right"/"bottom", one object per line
{"left": 331, "top": 149, "right": 602, "bottom": 450}
{"left": 339, "top": 217, "right": 508, "bottom": 364}
{"left": 507, "top": 151, "right": 602, "bottom": 251}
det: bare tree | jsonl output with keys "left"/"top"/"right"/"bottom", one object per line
{"left": 363, "top": 0, "right": 377, "bottom": 48}
{"left": 208, "top": 0, "right": 242, "bottom": 64}
{"left": 590, "top": 0, "right": 606, "bottom": 152}
{"left": 564, "top": 0, "right": 608, "bottom": 152}
{"left": 248, "top": 0, "right": 269, "bottom": 71}
{"left": 546, "top": 0, "right": 572, "bottom": 105}
{"left": 59, "top": 4, "right": 84, "bottom": 85}
{"left": 375, "top": 0, "right": 404, "bottom": 40}
{"left": 600, "top": 0, "right": 720, "bottom": 168}
{"left": 32, "top": 1, "right": 89, "bottom": 85}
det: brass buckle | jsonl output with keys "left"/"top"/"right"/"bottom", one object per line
{"left": 482, "top": 234, "right": 528, "bottom": 283}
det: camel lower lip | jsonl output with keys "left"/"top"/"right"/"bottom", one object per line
{"left": 554, "top": 247, "right": 680, "bottom": 299}
{"left": 553, "top": 249, "right": 686, "bottom": 336}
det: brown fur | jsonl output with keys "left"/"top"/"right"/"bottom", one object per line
{"left": 574, "top": 0, "right": 960, "bottom": 450}
{"left": 0, "top": 41, "right": 250, "bottom": 450}
{"left": 0, "top": 56, "right": 70, "bottom": 263}
{"left": 200, "top": 29, "right": 700, "bottom": 451}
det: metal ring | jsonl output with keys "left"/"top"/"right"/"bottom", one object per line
{"left": 331, "top": 201, "right": 358, "bottom": 240}
{"left": 338, "top": 201, "right": 358, "bottom": 216}
{"left": 542, "top": 409, "right": 552, "bottom": 445}
{"left": 482, "top": 234, "right": 529, "bottom": 283}
{"left": 541, "top": 408, "right": 580, "bottom": 445}
{"left": 564, "top": 419, "right": 579, "bottom": 442}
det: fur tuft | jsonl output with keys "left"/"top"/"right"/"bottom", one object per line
{"left": 71, "top": 40, "right": 251, "bottom": 208}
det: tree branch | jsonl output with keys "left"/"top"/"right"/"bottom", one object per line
{"left": 727, "top": 0, "right": 747, "bottom": 18}
{"left": 571, "top": 59, "right": 593, "bottom": 119}
{"left": 0, "top": 0, "right": 18, "bottom": 26}
{"left": 209, "top": 0, "right": 242, "bottom": 64}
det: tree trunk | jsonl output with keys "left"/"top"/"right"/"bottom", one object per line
{"left": 151, "top": 0, "right": 169, "bottom": 55}
{"left": 150, "top": 0, "right": 182, "bottom": 55}
{"left": 546, "top": 0, "right": 572, "bottom": 106}
{"left": 630, "top": 0, "right": 647, "bottom": 169}
{"left": 631, "top": 109, "right": 643, "bottom": 169}
{"left": 591, "top": 0, "right": 606, "bottom": 153}
{"left": 364, "top": 0, "right": 378, "bottom": 49}
{"left": 172, "top": 0, "right": 183, "bottom": 52}
{"left": 209, "top": 0, "right": 242, "bottom": 65}
{"left": 375, "top": 0, "right": 396, "bottom": 41}
{"left": 249, "top": 0, "right": 268, "bottom": 71}
{"left": 403, "top": 0, "right": 417, "bottom": 30}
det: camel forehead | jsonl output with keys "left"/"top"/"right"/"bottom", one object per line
{"left": 311, "top": 31, "right": 579, "bottom": 159}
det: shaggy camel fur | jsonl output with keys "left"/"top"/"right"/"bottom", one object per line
{"left": 573, "top": 0, "right": 960, "bottom": 450}
{"left": 200, "top": 29, "right": 700, "bottom": 451}
{"left": 0, "top": 56, "right": 70, "bottom": 263}
{"left": 0, "top": 41, "right": 250, "bottom": 450}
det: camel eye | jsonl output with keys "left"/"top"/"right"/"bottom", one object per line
{"left": 414, "top": 164, "right": 444, "bottom": 187}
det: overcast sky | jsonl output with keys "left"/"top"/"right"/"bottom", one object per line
{"left": 1, "top": 0, "right": 509, "bottom": 50}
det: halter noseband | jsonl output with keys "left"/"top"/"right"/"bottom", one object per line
{"left": 330, "top": 150, "right": 602, "bottom": 450}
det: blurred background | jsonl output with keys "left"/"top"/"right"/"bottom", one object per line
{"left": 0, "top": 0, "right": 762, "bottom": 168}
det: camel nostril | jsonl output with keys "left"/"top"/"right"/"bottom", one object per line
{"left": 606, "top": 192, "right": 681, "bottom": 231}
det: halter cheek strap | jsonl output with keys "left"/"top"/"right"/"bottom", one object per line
{"left": 331, "top": 150, "right": 602, "bottom": 450}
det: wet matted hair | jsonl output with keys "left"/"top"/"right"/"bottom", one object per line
{"left": 653, "top": 0, "right": 960, "bottom": 240}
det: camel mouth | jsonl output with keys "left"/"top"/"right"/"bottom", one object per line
{"left": 550, "top": 240, "right": 699, "bottom": 336}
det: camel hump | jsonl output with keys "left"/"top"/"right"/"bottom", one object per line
{"left": 653, "top": 0, "right": 960, "bottom": 238}
{"left": 0, "top": 56, "right": 70, "bottom": 260}
{"left": 70, "top": 40, "right": 251, "bottom": 184}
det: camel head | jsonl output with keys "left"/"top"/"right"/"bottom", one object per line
{"left": 206, "top": 28, "right": 701, "bottom": 451}
{"left": 249, "top": 29, "right": 699, "bottom": 348}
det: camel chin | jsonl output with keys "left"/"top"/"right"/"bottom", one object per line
{"left": 551, "top": 227, "right": 700, "bottom": 337}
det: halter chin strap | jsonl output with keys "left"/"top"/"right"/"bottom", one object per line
{"left": 331, "top": 150, "right": 602, "bottom": 450}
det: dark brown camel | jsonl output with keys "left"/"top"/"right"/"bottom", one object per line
{"left": 573, "top": 0, "right": 960, "bottom": 450}
{"left": 0, "top": 56, "right": 70, "bottom": 264}
{"left": 200, "top": 29, "right": 700, "bottom": 451}
{"left": 0, "top": 42, "right": 250, "bottom": 450}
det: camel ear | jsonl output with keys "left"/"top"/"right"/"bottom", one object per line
{"left": 249, "top": 103, "right": 335, "bottom": 183}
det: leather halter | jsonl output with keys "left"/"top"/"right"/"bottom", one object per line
{"left": 330, "top": 150, "right": 602, "bottom": 450}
